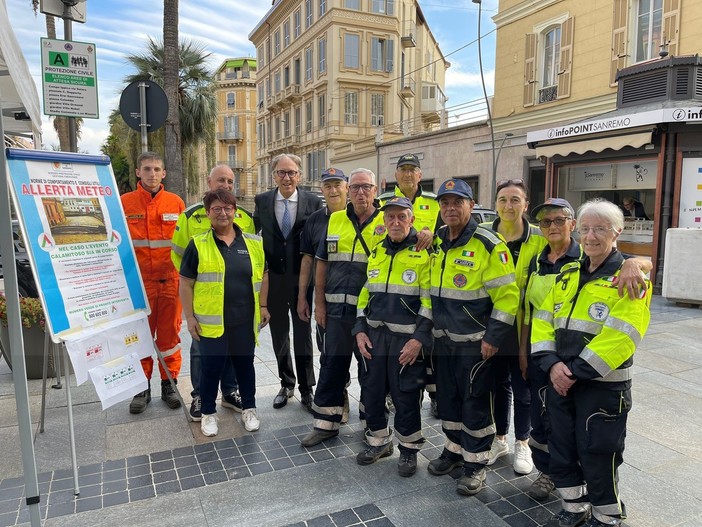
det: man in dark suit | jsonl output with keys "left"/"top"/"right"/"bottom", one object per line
{"left": 254, "top": 153, "right": 323, "bottom": 410}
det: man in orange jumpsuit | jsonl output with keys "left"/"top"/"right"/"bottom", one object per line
{"left": 121, "top": 152, "right": 185, "bottom": 414}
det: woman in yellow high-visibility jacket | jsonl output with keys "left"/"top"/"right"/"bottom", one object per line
{"left": 531, "top": 199, "right": 652, "bottom": 527}
{"left": 179, "top": 189, "right": 270, "bottom": 438}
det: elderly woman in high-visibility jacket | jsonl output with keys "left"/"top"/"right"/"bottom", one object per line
{"left": 179, "top": 189, "right": 270, "bottom": 438}
{"left": 531, "top": 198, "right": 652, "bottom": 527}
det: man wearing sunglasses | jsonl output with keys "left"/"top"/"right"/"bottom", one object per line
{"left": 254, "top": 154, "right": 323, "bottom": 411}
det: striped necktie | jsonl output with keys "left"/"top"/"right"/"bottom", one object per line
{"left": 282, "top": 199, "right": 291, "bottom": 238}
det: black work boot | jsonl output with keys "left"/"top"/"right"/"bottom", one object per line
{"left": 161, "top": 379, "right": 181, "bottom": 409}
{"left": 397, "top": 447, "right": 418, "bottom": 477}
{"left": 129, "top": 381, "right": 151, "bottom": 414}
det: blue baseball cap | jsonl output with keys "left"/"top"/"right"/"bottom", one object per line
{"left": 320, "top": 167, "right": 347, "bottom": 182}
{"left": 531, "top": 198, "right": 575, "bottom": 220}
{"left": 380, "top": 196, "right": 413, "bottom": 211}
{"left": 436, "top": 179, "right": 474, "bottom": 200}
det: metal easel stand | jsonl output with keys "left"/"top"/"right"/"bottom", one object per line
{"left": 36, "top": 335, "right": 80, "bottom": 495}
{"left": 153, "top": 341, "right": 192, "bottom": 422}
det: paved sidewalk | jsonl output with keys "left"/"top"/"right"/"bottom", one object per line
{"left": 0, "top": 296, "right": 701, "bottom": 526}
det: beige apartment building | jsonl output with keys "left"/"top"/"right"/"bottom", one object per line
{"left": 248, "top": 0, "right": 449, "bottom": 190}
{"left": 490, "top": 0, "right": 702, "bottom": 287}
{"left": 214, "top": 58, "right": 258, "bottom": 200}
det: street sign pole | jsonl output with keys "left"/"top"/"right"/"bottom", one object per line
{"left": 62, "top": 1, "right": 77, "bottom": 153}
{"left": 139, "top": 82, "right": 149, "bottom": 153}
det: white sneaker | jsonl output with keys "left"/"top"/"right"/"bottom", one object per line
{"left": 487, "top": 437, "right": 509, "bottom": 465}
{"left": 513, "top": 440, "right": 534, "bottom": 474}
{"left": 200, "top": 413, "right": 218, "bottom": 437}
{"left": 242, "top": 408, "right": 260, "bottom": 432}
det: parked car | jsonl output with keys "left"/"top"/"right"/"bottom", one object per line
{"left": 0, "top": 221, "right": 38, "bottom": 298}
{"left": 472, "top": 206, "right": 497, "bottom": 224}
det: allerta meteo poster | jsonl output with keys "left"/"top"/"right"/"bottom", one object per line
{"left": 5, "top": 149, "right": 147, "bottom": 340}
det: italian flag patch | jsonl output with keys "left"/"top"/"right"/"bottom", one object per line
{"left": 462, "top": 250, "right": 474, "bottom": 257}
{"left": 499, "top": 252, "right": 509, "bottom": 264}
{"left": 419, "top": 205, "right": 430, "bottom": 210}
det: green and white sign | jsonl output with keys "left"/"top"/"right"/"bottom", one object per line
{"left": 40, "top": 38, "right": 99, "bottom": 119}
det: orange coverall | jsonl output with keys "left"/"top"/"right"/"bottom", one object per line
{"left": 121, "top": 182, "right": 185, "bottom": 380}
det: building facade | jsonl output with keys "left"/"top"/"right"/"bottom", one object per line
{"left": 249, "top": 0, "right": 448, "bottom": 191}
{"left": 491, "top": 0, "right": 702, "bottom": 289}
{"left": 214, "top": 58, "right": 258, "bottom": 199}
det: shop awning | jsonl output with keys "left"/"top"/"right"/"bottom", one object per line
{"left": 535, "top": 131, "right": 652, "bottom": 159}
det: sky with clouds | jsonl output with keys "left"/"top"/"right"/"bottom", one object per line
{"left": 5, "top": 0, "right": 497, "bottom": 154}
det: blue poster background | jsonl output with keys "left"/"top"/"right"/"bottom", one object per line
{"left": 5, "top": 148, "right": 147, "bottom": 339}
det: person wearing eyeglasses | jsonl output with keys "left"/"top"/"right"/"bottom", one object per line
{"left": 480, "top": 178, "right": 547, "bottom": 476}
{"left": 531, "top": 199, "right": 652, "bottom": 527}
{"left": 300, "top": 168, "right": 386, "bottom": 447}
{"left": 179, "top": 189, "right": 270, "bottom": 437}
{"left": 522, "top": 198, "right": 651, "bottom": 503}
{"left": 427, "top": 178, "right": 520, "bottom": 497}
{"left": 171, "top": 164, "right": 256, "bottom": 422}
{"left": 253, "top": 154, "right": 323, "bottom": 411}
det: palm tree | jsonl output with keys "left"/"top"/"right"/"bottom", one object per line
{"left": 163, "top": 0, "right": 183, "bottom": 197}
{"left": 124, "top": 37, "right": 216, "bottom": 195}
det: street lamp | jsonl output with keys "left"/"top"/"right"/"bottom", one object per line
{"left": 494, "top": 133, "right": 514, "bottom": 179}
{"left": 471, "top": 0, "right": 497, "bottom": 208}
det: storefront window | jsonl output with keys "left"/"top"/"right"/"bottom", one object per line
{"left": 557, "top": 159, "right": 657, "bottom": 257}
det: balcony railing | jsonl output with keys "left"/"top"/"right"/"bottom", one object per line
{"left": 538, "top": 85, "right": 557, "bottom": 104}
{"left": 400, "top": 76, "right": 415, "bottom": 98}
{"left": 216, "top": 130, "right": 243, "bottom": 141}
{"left": 401, "top": 21, "right": 416, "bottom": 48}
{"left": 217, "top": 160, "right": 244, "bottom": 170}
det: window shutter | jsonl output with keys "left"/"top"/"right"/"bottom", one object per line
{"left": 611, "top": 0, "right": 628, "bottom": 86}
{"left": 663, "top": 0, "right": 680, "bottom": 57}
{"left": 386, "top": 39, "right": 394, "bottom": 72}
{"left": 524, "top": 33, "right": 537, "bottom": 107}
{"left": 557, "top": 17, "right": 574, "bottom": 99}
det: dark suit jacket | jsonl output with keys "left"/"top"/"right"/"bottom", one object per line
{"left": 254, "top": 189, "right": 322, "bottom": 275}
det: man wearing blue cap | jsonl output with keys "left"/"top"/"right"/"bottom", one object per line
{"left": 352, "top": 196, "right": 433, "bottom": 477}
{"left": 297, "top": 168, "right": 349, "bottom": 413}
{"left": 380, "top": 153, "right": 441, "bottom": 416}
{"left": 427, "top": 178, "right": 520, "bottom": 497}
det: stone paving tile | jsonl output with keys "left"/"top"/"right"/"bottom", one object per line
{"left": 281, "top": 504, "right": 394, "bottom": 527}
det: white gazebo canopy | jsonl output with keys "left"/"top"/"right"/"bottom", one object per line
{"left": 0, "top": 0, "right": 42, "bottom": 140}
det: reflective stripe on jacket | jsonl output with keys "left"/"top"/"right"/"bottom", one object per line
{"left": 324, "top": 205, "right": 386, "bottom": 319}
{"left": 356, "top": 230, "right": 433, "bottom": 346}
{"left": 122, "top": 183, "right": 185, "bottom": 279}
{"left": 531, "top": 251, "right": 652, "bottom": 384}
{"left": 482, "top": 218, "right": 547, "bottom": 337}
{"left": 192, "top": 230, "right": 265, "bottom": 341}
{"left": 430, "top": 220, "right": 519, "bottom": 346}
{"left": 170, "top": 202, "right": 255, "bottom": 271}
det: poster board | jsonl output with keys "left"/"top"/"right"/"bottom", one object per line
{"left": 5, "top": 149, "right": 148, "bottom": 340}
{"left": 5, "top": 149, "right": 152, "bottom": 408}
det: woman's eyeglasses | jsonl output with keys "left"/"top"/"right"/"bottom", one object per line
{"left": 210, "top": 206, "right": 235, "bottom": 214}
{"left": 577, "top": 226, "right": 613, "bottom": 236}
{"left": 539, "top": 217, "right": 570, "bottom": 228}
{"left": 496, "top": 178, "right": 526, "bottom": 193}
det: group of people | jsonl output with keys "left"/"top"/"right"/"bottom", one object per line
{"left": 122, "top": 151, "right": 653, "bottom": 527}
